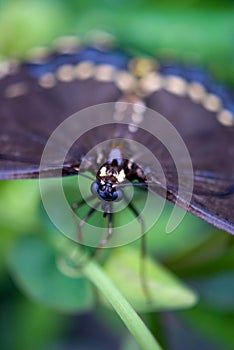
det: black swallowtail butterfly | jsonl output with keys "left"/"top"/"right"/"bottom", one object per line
{"left": 0, "top": 36, "right": 233, "bottom": 237}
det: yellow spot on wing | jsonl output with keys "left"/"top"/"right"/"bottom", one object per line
{"left": 5, "top": 82, "right": 28, "bottom": 98}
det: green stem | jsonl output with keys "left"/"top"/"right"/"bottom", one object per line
{"left": 83, "top": 259, "right": 163, "bottom": 350}
{"left": 58, "top": 241, "right": 163, "bottom": 350}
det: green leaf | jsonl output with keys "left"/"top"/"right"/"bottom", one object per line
{"left": 181, "top": 305, "right": 234, "bottom": 350}
{"left": 0, "top": 180, "right": 40, "bottom": 231}
{"left": 0, "top": 0, "right": 67, "bottom": 57}
{"left": 7, "top": 236, "right": 94, "bottom": 313}
{"left": 0, "top": 298, "right": 65, "bottom": 350}
{"left": 0, "top": 180, "right": 41, "bottom": 274}
{"left": 165, "top": 233, "right": 234, "bottom": 278}
{"left": 191, "top": 272, "right": 234, "bottom": 311}
{"left": 145, "top": 203, "right": 212, "bottom": 259}
{"left": 103, "top": 248, "right": 198, "bottom": 312}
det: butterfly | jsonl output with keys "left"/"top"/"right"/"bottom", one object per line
{"left": 0, "top": 35, "right": 233, "bottom": 240}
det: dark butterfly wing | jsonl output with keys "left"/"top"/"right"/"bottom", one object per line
{"left": 154, "top": 170, "right": 234, "bottom": 234}
{"left": 142, "top": 68, "right": 234, "bottom": 234}
{"left": 0, "top": 39, "right": 234, "bottom": 234}
{"left": 0, "top": 45, "right": 131, "bottom": 178}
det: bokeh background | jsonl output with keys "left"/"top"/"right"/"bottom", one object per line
{"left": 0, "top": 1, "right": 234, "bottom": 349}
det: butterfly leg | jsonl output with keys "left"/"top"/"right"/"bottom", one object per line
{"left": 72, "top": 194, "right": 95, "bottom": 210}
{"left": 89, "top": 203, "right": 113, "bottom": 258}
{"left": 78, "top": 202, "right": 100, "bottom": 243}
{"left": 101, "top": 209, "right": 113, "bottom": 247}
{"left": 72, "top": 195, "right": 99, "bottom": 242}
{"left": 122, "top": 192, "right": 151, "bottom": 302}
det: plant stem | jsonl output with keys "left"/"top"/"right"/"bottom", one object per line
{"left": 58, "top": 240, "right": 163, "bottom": 350}
{"left": 82, "top": 258, "right": 163, "bottom": 350}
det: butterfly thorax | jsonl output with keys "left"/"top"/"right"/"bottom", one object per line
{"left": 91, "top": 146, "right": 147, "bottom": 202}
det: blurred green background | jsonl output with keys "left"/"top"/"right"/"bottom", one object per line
{"left": 0, "top": 1, "right": 234, "bottom": 350}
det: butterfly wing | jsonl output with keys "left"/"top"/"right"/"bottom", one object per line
{"left": 0, "top": 42, "right": 234, "bottom": 234}
{"left": 142, "top": 70, "right": 234, "bottom": 234}
{"left": 0, "top": 45, "right": 130, "bottom": 178}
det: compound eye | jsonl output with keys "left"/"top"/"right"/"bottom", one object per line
{"left": 115, "top": 189, "right": 124, "bottom": 202}
{"left": 91, "top": 182, "right": 99, "bottom": 195}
